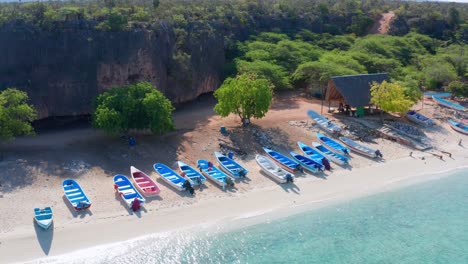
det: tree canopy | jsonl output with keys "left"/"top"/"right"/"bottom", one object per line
{"left": 214, "top": 73, "right": 273, "bottom": 126}
{"left": 93, "top": 82, "right": 175, "bottom": 135}
{"left": 0, "top": 88, "right": 37, "bottom": 141}
{"left": 446, "top": 81, "right": 468, "bottom": 98}
{"left": 370, "top": 81, "right": 414, "bottom": 119}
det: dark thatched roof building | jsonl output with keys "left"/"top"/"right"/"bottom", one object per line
{"left": 326, "top": 73, "right": 389, "bottom": 107}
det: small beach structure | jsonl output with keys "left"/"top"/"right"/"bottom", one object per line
{"left": 312, "top": 142, "right": 349, "bottom": 166}
{"left": 62, "top": 179, "right": 92, "bottom": 211}
{"left": 177, "top": 161, "right": 207, "bottom": 186}
{"left": 153, "top": 163, "right": 188, "bottom": 192}
{"left": 263, "top": 147, "right": 300, "bottom": 173}
{"left": 325, "top": 73, "right": 389, "bottom": 115}
{"left": 316, "top": 132, "right": 350, "bottom": 155}
{"left": 130, "top": 166, "right": 161, "bottom": 197}
{"left": 34, "top": 207, "right": 53, "bottom": 230}
{"left": 339, "top": 137, "right": 382, "bottom": 158}
{"left": 113, "top": 175, "right": 145, "bottom": 211}
{"left": 432, "top": 96, "right": 466, "bottom": 111}
{"left": 197, "top": 159, "right": 234, "bottom": 190}
{"left": 255, "top": 155, "right": 294, "bottom": 183}
{"left": 449, "top": 119, "right": 468, "bottom": 135}
{"left": 406, "top": 110, "right": 434, "bottom": 127}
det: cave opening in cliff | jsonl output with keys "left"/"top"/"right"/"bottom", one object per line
{"left": 32, "top": 115, "right": 92, "bottom": 133}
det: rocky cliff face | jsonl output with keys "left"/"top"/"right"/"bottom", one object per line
{"left": 0, "top": 21, "right": 225, "bottom": 119}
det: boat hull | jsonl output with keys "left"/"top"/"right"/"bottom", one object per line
{"left": 312, "top": 142, "right": 347, "bottom": 166}
{"left": 130, "top": 166, "right": 161, "bottom": 197}
{"left": 153, "top": 163, "right": 187, "bottom": 192}
{"left": 214, "top": 152, "right": 248, "bottom": 178}
{"left": 406, "top": 111, "right": 433, "bottom": 127}
{"left": 338, "top": 137, "right": 379, "bottom": 158}
{"left": 307, "top": 110, "right": 341, "bottom": 134}
{"left": 263, "top": 148, "right": 299, "bottom": 173}
{"left": 177, "top": 161, "right": 207, "bottom": 186}
{"left": 62, "top": 179, "right": 92, "bottom": 211}
{"left": 316, "top": 132, "right": 350, "bottom": 155}
{"left": 255, "top": 155, "right": 291, "bottom": 184}
{"left": 289, "top": 152, "right": 321, "bottom": 173}
{"left": 197, "top": 160, "right": 233, "bottom": 189}
{"left": 113, "top": 175, "right": 146, "bottom": 208}
{"left": 34, "top": 207, "right": 53, "bottom": 230}
{"left": 449, "top": 120, "right": 468, "bottom": 135}
{"left": 433, "top": 96, "right": 466, "bottom": 111}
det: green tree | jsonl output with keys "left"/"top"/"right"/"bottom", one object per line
{"left": 0, "top": 88, "right": 37, "bottom": 141}
{"left": 93, "top": 82, "right": 175, "bottom": 135}
{"left": 446, "top": 81, "right": 468, "bottom": 98}
{"left": 370, "top": 81, "right": 414, "bottom": 121}
{"left": 214, "top": 73, "right": 273, "bottom": 126}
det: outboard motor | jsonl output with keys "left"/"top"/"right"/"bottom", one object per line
{"left": 131, "top": 198, "right": 141, "bottom": 211}
{"left": 322, "top": 157, "right": 331, "bottom": 170}
{"left": 343, "top": 149, "right": 349, "bottom": 155}
{"left": 285, "top": 173, "right": 294, "bottom": 183}
{"left": 296, "top": 164, "right": 303, "bottom": 173}
{"left": 375, "top": 150, "right": 383, "bottom": 158}
{"left": 239, "top": 170, "right": 246, "bottom": 178}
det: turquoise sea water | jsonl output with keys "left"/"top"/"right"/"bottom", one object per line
{"left": 41, "top": 170, "right": 468, "bottom": 264}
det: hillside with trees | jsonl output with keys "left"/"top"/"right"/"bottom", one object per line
{"left": 0, "top": 0, "right": 466, "bottom": 119}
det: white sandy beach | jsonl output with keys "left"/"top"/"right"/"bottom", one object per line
{"left": 0, "top": 93, "right": 466, "bottom": 263}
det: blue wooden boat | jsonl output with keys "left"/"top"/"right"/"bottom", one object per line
{"left": 177, "top": 161, "right": 207, "bottom": 186}
{"left": 297, "top": 141, "right": 330, "bottom": 166}
{"left": 307, "top": 110, "right": 341, "bottom": 134}
{"left": 432, "top": 96, "right": 465, "bottom": 111}
{"left": 449, "top": 119, "right": 468, "bottom": 135}
{"left": 289, "top": 151, "right": 322, "bottom": 173}
{"left": 263, "top": 147, "right": 300, "bottom": 173}
{"left": 197, "top": 159, "right": 235, "bottom": 190}
{"left": 312, "top": 142, "right": 349, "bottom": 166}
{"left": 113, "top": 174, "right": 145, "bottom": 209}
{"left": 34, "top": 207, "right": 53, "bottom": 230}
{"left": 153, "top": 163, "right": 188, "bottom": 192}
{"left": 316, "top": 132, "right": 350, "bottom": 155}
{"left": 62, "top": 179, "right": 92, "bottom": 211}
{"left": 214, "top": 152, "right": 248, "bottom": 178}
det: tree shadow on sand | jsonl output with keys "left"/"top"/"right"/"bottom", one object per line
{"left": 34, "top": 220, "right": 54, "bottom": 255}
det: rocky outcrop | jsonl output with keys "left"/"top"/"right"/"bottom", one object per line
{"left": 0, "top": 21, "right": 225, "bottom": 119}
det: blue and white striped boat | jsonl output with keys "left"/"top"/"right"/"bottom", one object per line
{"left": 312, "top": 142, "right": 349, "bottom": 166}
{"left": 289, "top": 151, "right": 322, "bottom": 173}
{"left": 113, "top": 174, "right": 145, "bottom": 209}
{"left": 297, "top": 141, "right": 330, "bottom": 166}
{"left": 433, "top": 96, "right": 466, "bottom": 111}
{"left": 448, "top": 119, "right": 468, "bottom": 135}
{"left": 62, "top": 179, "right": 92, "bottom": 211}
{"left": 214, "top": 152, "right": 248, "bottom": 178}
{"left": 197, "top": 160, "right": 234, "bottom": 190}
{"left": 316, "top": 132, "right": 350, "bottom": 155}
{"left": 177, "top": 161, "right": 207, "bottom": 186}
{"left": 34, "top": 207, "right": 53, "bottom": 230}
{"left": 263, "top": 147, "right": 300, "bottom": 173}
{"left": 153, "top": 163, "right": 188, "bottom": 192}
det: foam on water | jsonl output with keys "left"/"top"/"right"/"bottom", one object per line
{"left": 32, "top": 169, "right": 468, "bottom": 264}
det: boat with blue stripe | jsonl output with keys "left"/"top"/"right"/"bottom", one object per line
{"left": 197, "top": 159, "right": 235, "bottom": 190}
{"left": 153, "top": 163, "right": 188, "bottom": 192}
{"left": 449, "top": 119, "right": 468, "bottom": 135}
{"left": 113, "top": 174, "right": 145, "bottom": 209}
{"left": 316, "top": 132, "right": 350, "bottom": 155}
{"left": 432, "top": 96, "right": 465, "bottom": 111}
{"left": 177, "top": 161, "right": 207, "bottom": 186}
{"left": 214, "top": 152, "right": 248, "bottom": 178}
{"left": 297, "top": 141, "right": 330, "bottom": 167}
{"left": 312, "top": 142, "right": 349, "bottom": 166}
{"left": 34, "top": 207, "right": 53, "bottom": 230}
{"left": 62, "top": 179, "right": 92, "bottom": 211}
{"left": 289, "top": 151, "right": 322, "bottom": 173}
{"left": 263, "top": 147, "right": 300, "bottom": 173}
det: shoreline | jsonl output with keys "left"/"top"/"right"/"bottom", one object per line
{"left": 3, "top": 149, "right": 467, "bottom": 264}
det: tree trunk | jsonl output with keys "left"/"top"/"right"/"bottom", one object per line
{"left": 242, "top": 118, "right": 251, "bottom": 127}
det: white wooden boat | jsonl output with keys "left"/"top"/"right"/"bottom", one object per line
{"left": 255, "top": 155, "right": 294, "bottom": 184}
{"left": 307, "top": 110, "right": 341, "bottom": 134}
{"left": 406, "top": 110, "right": 434, "bottom": 127}
{"left": 339, "top": 137, "right": 382, "bottom": 158}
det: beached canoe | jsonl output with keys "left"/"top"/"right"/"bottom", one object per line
{"left": 263, "top": 147, "right": 300, "bottom": 173}
{"left": 255, "top": 155, "right": 294, "bottom": 184}
{"left": 338, "top": 137, "right": 382, "bottom": 158}
{"left": 34, "top": 207, "right": 53, "bottom": 230}
{"left": 297, "top": 141, "right": 331, "bottom": 169}
{"left": 177, "top": 161, "right": 207, "bottom": 186}
{"left": 289, "top": 151, "right": 322, "bottom": 173}
{"left": 312, "top": 142, "right": 349, "bottom": 166}
{"left": 130, "top": 166, "right": 161, "bottom": 197}
{"left": 432, "top": 96, "right": 466, "bottom": 111}
{"left": 113, "top": 174, "right": 145, "bottom": 210}
{"left": 316, "top": 132, "right": 350, "bottom": 155}
{"left": 214, "top": 151, "right": 248, "bottom": 178}
{"left": 197, "top": 159, "right": 235, "bottom": 190}
{"left": 406, "top": 110, "right": 434, "bottom": 127}
{"left": 62, "top": 179, "right": 92, "bottom": 211}
{"left": 449, "top": 119, "right": 468, "bottom": 135}
{"left": 307, "top": 110, "right": 341, "bottom": 134}
{"left": 153, "top": 163, "right": 188, "bottom": 192}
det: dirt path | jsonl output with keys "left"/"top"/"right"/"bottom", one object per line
{"left": 369, "top": 11, "right": 395, "bottom": 34}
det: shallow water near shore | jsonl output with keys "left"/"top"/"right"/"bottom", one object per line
{"left": 36, "top": 169, "right": 468, "bottom": 264}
